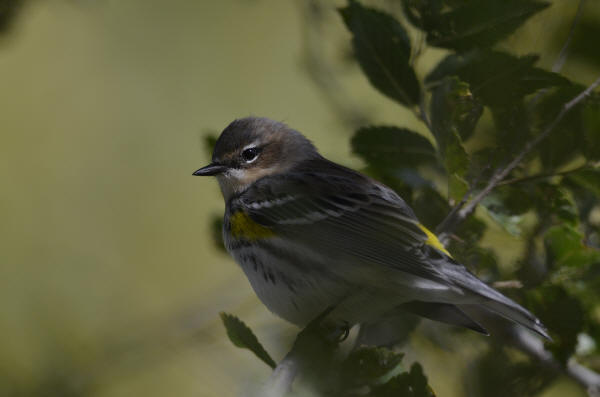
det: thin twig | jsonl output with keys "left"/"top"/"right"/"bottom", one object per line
{"left": 437, "top": 76, "right": 600, "bottom": 236}
{"left": 552, "top": 0, "right": 586, "bottom": 73}
{"left": 529, "top": 0, "right": 585, "bottom": 109}
{"left": 498, "top": 163, "right": 593, "bottom": 186}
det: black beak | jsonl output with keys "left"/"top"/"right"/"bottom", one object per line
{"left": 192, "top": 162, "right": 228, "bottom": 176}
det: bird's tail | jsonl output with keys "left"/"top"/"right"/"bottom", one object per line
{"left": 476, "top": 297, "right": 550, "bottom": 340}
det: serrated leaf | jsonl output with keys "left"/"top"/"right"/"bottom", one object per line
{"left": 426, "top": 50, "right": 570, "bottom": 108}
{"left": 340, "top": 0, "right": 421, "bottom": 107}
{"left": 219, "top": 312, "right": 276, "bottom": 369}
{"left": 352, "top": 126, "right": 436, "bottom": 170}
{"left": 425, "top": 0, "right": 550, "bottom": 51}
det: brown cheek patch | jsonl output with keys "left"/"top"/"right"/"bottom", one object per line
{"left": 243, "top": 166, "right": 278, "bottom": 183}
{"left": 255, "top": 139, "right": 283, "bottom": 169}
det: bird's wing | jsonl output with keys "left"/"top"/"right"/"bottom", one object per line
{"left": 232, "top": 165, "right": 453, "bottom": 285}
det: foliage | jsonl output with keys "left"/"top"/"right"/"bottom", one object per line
{"left": 220, "top": 311, "right": 435, "bottom": 397}
{"left": 215, "top": 0, "right": 600, "bottom": 395}
{"left": 220, "top": 313, "right": 276, "bottom": 368}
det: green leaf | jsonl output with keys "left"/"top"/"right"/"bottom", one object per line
{"left": 425, "top": 0, "right": 550, "bottom": 52}
{"left": 449, "top": 244, "right": 500, "bottom": 282}
{"left": 341, "top": 346, "right": 404, "bottom": 387}
{"left": 371, "top": 362, "right": 436, "bottom": 397}
{"left": 534, "top": 86, "right": 592, "bottom": 168}
{"left": 526, "top": 285, "right": 586, "bottom": 364}
{"left": 219, "top": 313, "right": 276, "bottom": 369}
{"left": 340, "top": 0, "right": 421, "bottom": 107}
{"left": 481, "top": 194, "right": 524, "bottom": 236}
{"left": 581, "top": 100, "right": 600, "bottom": 161}
{"left": 544, "top": 225, "right": 600, "bottom": 269}
{"left": 352, "top": 126, "right": 436, "bottom": 170}
{"left": 430, "top": 77, "right": 483, "bottom": 143}
{"left": 401, "top": 0, "right": 443, "bottom": 32}
{"left": 412, "top": 187, "right": 451, "bottom": 229}
{"left": 426, "top": 50, "right": 570, "bottom": 108}
{"left": 448, "top": 173, "right": 468, "bottom": 203}
{"left": 430, "top": 77, "right": 479, "bottom": 195}
{"left": 465, "top": 347, "right": 555, "bottom": 397}
{"left": 568, "top": 168, "right": 600, "bottom": 196}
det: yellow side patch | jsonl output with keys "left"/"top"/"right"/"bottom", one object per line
{"left": 417, "top": 224, "right": 452, "bottom": 257}
{"left": 229, "top": 211, "right": 274, "bottom": 240}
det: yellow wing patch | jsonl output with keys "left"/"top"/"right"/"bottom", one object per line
{"left": 417, "top": 224, "right": 452, "bottom": 257}
{"left": 230, "top": 211, "right": 274, "bottom": 240}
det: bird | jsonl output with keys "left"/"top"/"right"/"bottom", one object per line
{"left": 193, "top": 116, "right": 550, "bottom": 340}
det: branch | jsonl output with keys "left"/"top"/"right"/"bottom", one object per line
{"left": 510, "top": 327, "right": 600, "bottom": 397}
{"left": 552, "top": 0, "right": 586, "bottom": 73}
{"left": 529, "top": 0, "right": 585, "bottom": 109}
{"left": 260, "top": 351, "right": 300, "bottom": 397}
{"left": 437, "top": 76, "right": 600, "bottom": 236}
{"left": 497, "top": 163, "right": 594, "bottom": 186}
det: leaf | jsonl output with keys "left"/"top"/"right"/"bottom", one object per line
{"left": 534, "top": 86, "right": 593, "bottom": 168}
{"left": 430, "top": 77, "right": 480, "bottom": 196}
{"left": 568, "top": 168, "right": 600, "bottom": 196}
{"left": 581, "top": 100, "right": 600, "bottom": 161}
{"left": 341, "top": 346, "right": 404, "bottom": 387}
{"left": 465, "top": 347, "right": 554, "bottom": 397}
{"left": 448, "top": 173, "right": 469, "bottom": 203}
{"left": 569, "top": 17, "right": 600, "bottom": 69}
{"left": 425, "top": 0, "right": 550, "bottom": 52}
{"left": 340, "top": 0, "right": 421, "bottom": 107}
{"left": 430, "top": 77, "right": 483, "bottom": 143}
{"left": 426, "top": 50, "right": 570, "bottom": 108}
{"left": 412, "top": 187, "right": 451, "bottom": 229}
{"left": 401, "top": 0, "right": 443, "bottom": 32}
{"left": 526, "top": 286, "right": 586, "bottom": 364}
{"left": 219, "top": 312, "right": 276, "bottom": 369}
{"left": 450, "top": 244, "right": 500, "bottom": 283}
{"left": 544, "top": 225, "right": 600, "bottom": 269}
{"left": 203, "top": 132, "right": 218, "bottom": 159}
{"left": 481, "top": 194, "right": 524, "bottom": 236}
{"left": 352, "top": 126, "right": 437, "bottom": 170}
{"left": 371, "top": 362, "right": 436, "bottom": 397}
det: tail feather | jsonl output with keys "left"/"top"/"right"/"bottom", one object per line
{"left": 443, "top": 265, "right": 551, "bottom": 339}
{"left": 401, "top": 301, "right": 489, "bottom": 335}
{"left": 478, "top": 298, "right": 550, "bottom": 340}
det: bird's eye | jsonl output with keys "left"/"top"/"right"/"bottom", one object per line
{"left": 241, "top": 147, "right": 260, "bottom": 163}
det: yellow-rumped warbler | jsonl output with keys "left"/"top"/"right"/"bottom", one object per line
{"left": 193, "top": 117, "right": 549, "bottom": 339}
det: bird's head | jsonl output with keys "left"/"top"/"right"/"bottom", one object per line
{"left": 193, "top": 117, "right": 318, "bottom": 199}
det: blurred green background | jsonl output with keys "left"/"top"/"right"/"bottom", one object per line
{"left": 0, "top": 0, "right": 596, "bottom": 396}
